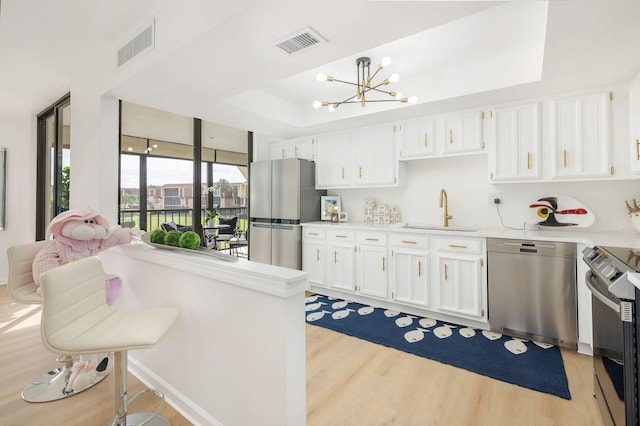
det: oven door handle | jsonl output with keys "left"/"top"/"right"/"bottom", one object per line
{"left": 585, "top": 272, "right": 620, "bottom": 313}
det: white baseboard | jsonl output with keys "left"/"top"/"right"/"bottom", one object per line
{"left": 127, "top": 356, "right": 223, "bottom": 426}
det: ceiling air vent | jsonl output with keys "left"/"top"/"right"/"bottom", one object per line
{"left": 117, "top": 20, "right": 155, "bottom": 67}
{"left": 272, "top": 27, "right": 326, "bottom": 55}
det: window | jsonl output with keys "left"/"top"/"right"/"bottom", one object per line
{"left": 163, "top": 187, "right": 181, "bottom": 208}
{"left": 36, "top": 94, "right": 71, "bottom": 240}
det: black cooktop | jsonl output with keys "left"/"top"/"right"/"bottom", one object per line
{"left": 600, "top": 246, "right": 640, "bottom": 273}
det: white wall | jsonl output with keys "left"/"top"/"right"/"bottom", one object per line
{"left": 332, "top": 154, "right": 640, "bottom": 233}
{"left": 0, "top": 115, "right": 37, "bottom": 283}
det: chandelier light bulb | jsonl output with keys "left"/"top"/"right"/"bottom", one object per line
{"left": 380, "top": 57, "right": 391, "bottom": 67}
{"left": 389, "top": 73, "right": 400, "bottom": 83}
{"left": 327, "top": 104, "right": 336, "bottom": 112}
{"left": 408, "top": 96, "right": 418, "bottom": 104}
{"left": 313, "top": 100, "right": 322, "bottom": 109}
{"left": 395, "top": 92, "right": 403, "bottom": 100}
{"left": 316, "top": 73, "right": 328, "bottom": 82}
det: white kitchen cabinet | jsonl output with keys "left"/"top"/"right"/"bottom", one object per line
{"left": 355, "top": 232, "right": 388, "bottom": 300}
{"left": 489, "top": 102, "right": 541, "bottom": 182}
{"left": 351, "top": 125, "right": 397, "bottom": 186}
{"left": 390, "top": 235, "right": 430, "bottom": 308}
{"left": 434, "top": 238, "right": 486, "bottom": 320}
{"left": 315, "top": 126, "right": 400, "bottom": 189}
{"left": 629, "top": 72, "right": 640, "bottom": 176}
{"left": 269, "top": 137, "right": 314, "bottom": 160}
{"left": 327, "top": 230, "right": 356, "bottom": 292}
{"left": 397, "top": 118, "right": 436, "bottom": 159}
{"left": 314, "top": 131, "right": 351, "bottom": 188}
{"left": 441, "top": 111, "right": 484, "bottom": 154}
{"left": 302, "top": 227, "right": 326, "bottom": 286}
{"left": 302, "top": 224, "right": 489, "bottom": 328}
{"left": 550, "top": 92, "right": 611, "bottom": 179}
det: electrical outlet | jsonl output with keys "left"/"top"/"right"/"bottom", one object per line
{"left": 489, "top": 193, "right": 502, "bottom": 205}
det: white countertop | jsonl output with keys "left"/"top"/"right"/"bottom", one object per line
{"left": 627, "top": 273, "right": 640, "bottom": 291}
{"left": 302, "top": 221, "right": 640, "bottom": 248}
{"left": 103, "top": 242, "right": 309, "bottom": 298}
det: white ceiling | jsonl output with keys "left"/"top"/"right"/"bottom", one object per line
{"left": 1, "top": 0, "right": 639, "bottom": 142}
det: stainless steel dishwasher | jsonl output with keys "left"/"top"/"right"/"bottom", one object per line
{"left": 487, "top": 238, "right": 577, "bottom": 348}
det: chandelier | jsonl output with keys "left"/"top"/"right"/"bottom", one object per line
{"left": 313, "top": 56, "right": 417, "bottom": 112}
{"left": 126, "top": 139, "right": 158, "bottom": 154}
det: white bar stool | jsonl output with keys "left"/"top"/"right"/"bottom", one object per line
{"left": 7, "top": 241, "right": 106, "bottom": 402}
{"left": 40, "top": 256, "right": 179, "bottom": 426}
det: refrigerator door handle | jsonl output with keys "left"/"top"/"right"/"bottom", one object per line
{"left": 253, "top": 223, "right": 274, "bottom": 229}
{"left": 272, "top": 225, "right": 295, "bottom": 230}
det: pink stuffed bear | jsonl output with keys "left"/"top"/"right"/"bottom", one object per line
{"left": 32, "top": 208, "right": 133, "bottom": 304}
{"left": 32, "top": 209, "right": 136, "bottom": 394}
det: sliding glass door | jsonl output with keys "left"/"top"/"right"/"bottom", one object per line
{"left": 118, "top": 101, "right": 250, "bottom": 243}
{"left": 36, "top": 94, "right": 71, "bottom": 240}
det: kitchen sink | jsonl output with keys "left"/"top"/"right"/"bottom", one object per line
{"left": 402, "top": 223, "right": 478, "bottom": 232}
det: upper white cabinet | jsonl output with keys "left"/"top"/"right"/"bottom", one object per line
{"left": 550, "top": 92, "right": 611, "bottom": 179}
{"left": 269, "top": 137, "right": 314, "bottom": 161}
{"left": 314, "top": 132, "right": 351, "bottom": 188}
{"left": 351, "top": 125, "right": 397, "bottom": 186}
{"left": 489, "top": 103, "right": 541, "bottom": 182}
{"left": 397, "top": 111, "right": 485, "bottom": 160}
{"left": 442, "top": 111, "right": 484, "bottom": 154}
{"left": 629, "top": 73, "right": 640, "bottom": 176}
{"left": 397, "top": 118, "right": 436, "bottom": 159}
{"left": 314, "top": 125, "right": 400, "bottom": 189}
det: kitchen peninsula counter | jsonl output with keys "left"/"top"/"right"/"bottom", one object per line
{"left": 99, "top": 242, "right": 308, "bottom": 426}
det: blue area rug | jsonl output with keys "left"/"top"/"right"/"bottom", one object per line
{"left": 306, "top": 294, "right": 571, "bottom": 400}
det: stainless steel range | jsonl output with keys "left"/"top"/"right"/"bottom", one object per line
{"left": 583, "top": 246, "right": 640, "bottom": 426}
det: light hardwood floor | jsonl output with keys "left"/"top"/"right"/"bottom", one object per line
{"left": 1, "top": 286, "right": 603, "bottom": 425}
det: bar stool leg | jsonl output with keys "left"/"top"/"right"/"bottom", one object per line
{"left": 109, "top": 351, "right": 170, "bottom": 426}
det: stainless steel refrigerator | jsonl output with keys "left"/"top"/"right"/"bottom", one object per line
{"left": 249, "top": 158, "right": 326, "bottom": 269}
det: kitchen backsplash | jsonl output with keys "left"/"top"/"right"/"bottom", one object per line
{"left": 330, "top": 155, "right": 640, "bottom": 233}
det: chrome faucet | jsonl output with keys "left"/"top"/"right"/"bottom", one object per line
{"left": 439, "top": 189, "right": 453, "bottom": 227}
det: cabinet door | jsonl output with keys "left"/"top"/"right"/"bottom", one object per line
{"left": 328, "top": 242, "right": 355, "bottom": 291}
{"left": 315, "top": 132, "right": 351, "bottom": 188}
{"left": 290, "top": 138, "right": 314, "bottom": 161}
{"left": 303, "top": 240, "right": 326, "bottom": 286}
{"left": 551, "top": 93, "right": 611, "bottom": 179}
{"left": 398, "top": 119, "right": 435, "bottom": 159}
{"left": 270, "top": 141, "right": 290, "bottom": 160}
{"left": 357, "top": 245, "right": 388, "bottom": 299}
{"left": 391, "top": 247, "right": 430, "bottom": 307}
{"left": 442, "top": 111, "right": 483, "bottom": 154}
{"left": 351, "top": 125, "right": 397, "bottom": 186}
{"left": 437, "top": 254, "right": 483, "bottom": 319}
{"left": 631, "top": 74, "right": 640, "bottom": 176}
{"left": 490, "top": 103, "right": 541, "bottom": 181}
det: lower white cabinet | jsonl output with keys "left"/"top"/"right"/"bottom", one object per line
{"left": 434, "top": 238, "right": 486, "bottom": 320}
{"left": 356, "top": 232, "right": 388, "bottom": 299}
{"left": 390, "top": 235, "right": 430, "bottom": 308}
{"left": 302, "top": 228, "right": 327, "bottom": 286}
{"left": 327, "top": 230, "right": 356, "bottom": 292}
{"left": 302, "top": 225, "right": 487, "bottom": 325}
